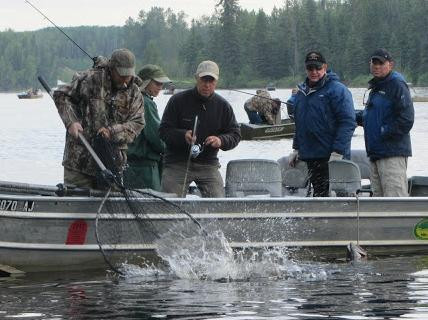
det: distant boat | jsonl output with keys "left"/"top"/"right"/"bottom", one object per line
{"left": 163, "top": 83, "right": 176, "bottom": 95}
{"left": 408, "top": 84, "right": 428, "bottom": 102}
{"left": 17, "top": 88, "right": 43, "bottom": 99}
{"left": 163, "top": 88, "right": 175, "bottom": 95}
{"left": 266, "top": 83, "right": 276, "bottom": 91}
{"left": 413, "top": 95, "right": 428, "bottom": 102}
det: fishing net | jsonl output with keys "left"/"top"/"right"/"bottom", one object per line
{"left": 37, "top": 74, "right": 204, "bottom": 276}
{"left": 92, "top": 135, "right": 204, "bottom": 275}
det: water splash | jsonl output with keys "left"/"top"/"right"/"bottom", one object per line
{"left": 155, "top": 222, "right": 237, "bottom": 281}
{"left": 139, "top": 221, "right": 329, "bottom": 282}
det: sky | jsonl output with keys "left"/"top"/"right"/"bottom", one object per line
{"left": 1, "top": 0, "right": 283, "bottom": 32}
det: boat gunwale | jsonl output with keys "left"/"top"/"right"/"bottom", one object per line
{"left": 2, "top": 210, "right": 428, "bottom": 220}
{"left": 1, "top": 239, "right": 428, "bottom": 251}
{"left": 4, "top": 193, "right": 428, "bottom": 202}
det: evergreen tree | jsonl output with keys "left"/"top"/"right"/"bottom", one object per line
{"left": 216, "top": 0, "right": 241, "bottom": 86}
{"left": 1, "top": 0, "right": 428, "bottom": 90}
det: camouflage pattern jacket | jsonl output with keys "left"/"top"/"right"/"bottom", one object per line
{"left": 247, "top": 90, "right": 276, "bottom": 125}
{"left": 53, "top": 66, "right": 145, "bottom": 176}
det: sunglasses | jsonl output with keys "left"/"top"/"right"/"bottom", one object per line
{"left": 306, "top": 65, "right": 323, "bottom": 71}
{"left": 370, "top": 58, "right": 386, "bottom": 65}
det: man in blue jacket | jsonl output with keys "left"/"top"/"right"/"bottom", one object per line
{"left": 289, "top": 51, "right": 356, "bottom": 197}
{"left": 356, "top": 49, "right": 414, "bottom": 197}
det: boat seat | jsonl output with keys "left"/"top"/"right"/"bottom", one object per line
{"left": 225, "top": 159, "right": 282, "bottom": 197}
{"left": 277, "top": 156, "right": 309, "bottom": 196}
{"left": 329, "top": 159, "right": 362, "bottom": 196}
{"left": 350, "top": 149, "right": 370, "bottom": 180}
{"left": 408, "top": 176, "right": 428, "bottom": 196}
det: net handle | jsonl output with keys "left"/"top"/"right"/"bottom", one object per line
{"left": 38, "top": 75, "right": 113, "bottom": 178}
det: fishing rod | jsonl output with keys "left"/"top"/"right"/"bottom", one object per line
{"left": 172, "top": 79, "right": 293, "bottom": 106}
{"left": 181, "top": 115, "right": 199, "bottom": 198}
{"left": 25, "top": 0, "right": 95, "bottom": 63}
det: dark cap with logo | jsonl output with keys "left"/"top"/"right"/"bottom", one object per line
{"left": 370, "top": 48, "right": 393, "bottom": 62}
{"left": 305, "top": 51, "right": 326, "bottom": 67}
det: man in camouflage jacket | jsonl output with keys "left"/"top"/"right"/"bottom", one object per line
{"left": 244, "top": 89, "right": 281, "bottom": 125}
{"left": 53, "top": 48, "right": 144, "bottom": 189}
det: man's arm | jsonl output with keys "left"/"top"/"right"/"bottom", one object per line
{"left": 381, "top": 81, "right": 414, "bottom": 139}
{"left": 331, "top": 85, "right": 356, "bottom": 155}
{"left": 143, "top": 101, "right": 165, "bottom": 154}
{"left": 159, "top": 96, "right": 189, "bottom": 149}
{"left": 218, "top": 103, "right": 241, "bottom": 151}
{"left": 53, "top": 73, "right": 84, "bottom": 131}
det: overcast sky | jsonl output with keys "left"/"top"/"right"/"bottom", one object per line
{"left": 1, "top": 0, "right": 283, "bottom": 31}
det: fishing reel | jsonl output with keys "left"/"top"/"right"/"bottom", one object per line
{"left": 190, "top": 144, "right": 203, "bottom": 158}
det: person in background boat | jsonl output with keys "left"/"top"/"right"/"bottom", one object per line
{"left": 53, "top": 48, "right": 144, "bottom": 189}
{"left": 288, "top": 51, "right": 356, "bottom": 197}
{"left": 356, "top": 49, "right": 414, "bottom": 197}
{"left": 159, "top": 60, "right": 241, "bottom": 197}
{"left": 286, "top": 87, "right": 298, "bottom": 120}
{"left": 244, "top": 89, "right": 281, "bottom": 125}
{"left": 124, "top": 64, "right": 170, "bottom": 191}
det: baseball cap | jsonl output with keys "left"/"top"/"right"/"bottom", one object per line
{"left": 138, "top": 64, "right": 171, "bottom": 83}
{"left": 305, "top": 51, "right": 326, "bottom": 68}
{"left": 370, "top": 48, "right": 393, "bottom": 62}
{"left": 109, "top": 48, "right": 136, "bottom": 76}
{"left": 195, "top": 60, "right": 219, "bottom": 80}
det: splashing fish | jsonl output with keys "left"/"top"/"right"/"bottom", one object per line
{"left": 346, "top": 242, "right": 367, "bottom": 261}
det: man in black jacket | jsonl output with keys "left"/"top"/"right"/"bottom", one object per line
{"left": 159, "top": 60, "right": 241, "bottom": 197}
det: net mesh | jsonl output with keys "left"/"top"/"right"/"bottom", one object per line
{"left": 92, "top": 135, "right": 203, "bottom": 275}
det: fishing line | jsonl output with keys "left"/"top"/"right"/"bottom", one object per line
{"left": 25, "top": 0, "right": 95, "bottom": 62}
{"left": 167, "top": 80, "right": 292, "bottom": 106}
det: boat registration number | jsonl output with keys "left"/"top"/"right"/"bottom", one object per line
{"left": 0, "top": 199, "right": 34, "bottom": 212}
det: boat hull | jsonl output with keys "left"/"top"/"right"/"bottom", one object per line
{"left": 17, "top": 94, "right": 43, "bottom": 99}
{"left": 240, "top": 119, "right": 295, "bottom": 140}
{"left": 412, "top": 96, "right": 428, "bottom": 102}
{"left": 2, "top": 193, "right": 428, "bottom": 272}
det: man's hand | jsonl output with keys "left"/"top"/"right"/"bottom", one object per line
{"left": 68, "top": 122, "right": 83, "bottom": 139}
{"left": 329, "top": 152, "right": 343, "bottom": 162}
{"left": 204, "top": 136, "right": 222, "bottom": 148}
{"left": 185, "top": 130, "right": 196, "bottom": 145}
{"left": 98, "top": 127, "right": 112, "bottom": 140}
{"left": 288, "top": 150, "right": 299, "bottom": 167}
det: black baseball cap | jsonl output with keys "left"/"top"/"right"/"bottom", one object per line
{"left": 305, "top": 51, "right": 326, "bottom": 68}
{"left": 370, "top": 48, "right": 393, "bottom": 62}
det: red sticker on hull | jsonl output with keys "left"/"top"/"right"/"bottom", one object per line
{"left": 66, "top": 220, "right": 88, "bottom": 245}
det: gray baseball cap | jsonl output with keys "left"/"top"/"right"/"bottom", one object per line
{"left": 110, "top": 48, "right": 136, "bottom": 76}
{"left": 195, "top": 60, "right": 219, "bottom": 80}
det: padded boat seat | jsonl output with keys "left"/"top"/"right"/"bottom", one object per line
{"left": 277, "top": 156, "right": 309, "bottom": 195}
{"left": 329, "top": 159, "right": 361, "bottom": 196}
{"left": 225, "top": 159, "right": 282, "bottom": 197}
{"left": 278, "top": 150, "right": 370, "bottom": 197}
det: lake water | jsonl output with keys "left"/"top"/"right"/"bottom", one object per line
{"left": 1, "top": 88, "right": 428, "bottom": 185}
{"left": 1, "top": 89, "right": 428, "bottom": 319}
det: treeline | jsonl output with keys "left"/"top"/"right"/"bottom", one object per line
{"left": 1, "top": 0, "right": 428, "bottom": 91}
